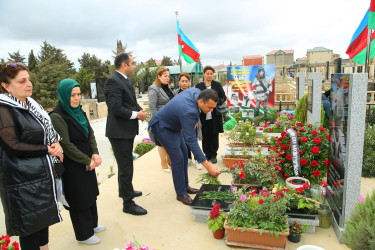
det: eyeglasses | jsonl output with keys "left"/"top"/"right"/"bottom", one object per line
{"left": 7, "top": 62, "right": 25, "bottom": 68}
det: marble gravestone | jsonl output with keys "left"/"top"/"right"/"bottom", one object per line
{"left": 296, "top": 72, "right": 306, "bottom": 101}
{"left": 327, "top": 73, "right": 367, "bottom": 242}
{"left": 307, "top": 72, "right": 322, "bottom": 126}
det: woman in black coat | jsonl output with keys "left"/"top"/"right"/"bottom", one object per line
{"left": 195, "top": 66, "right": 227, "bottom": 163}
{"left": 50, "top": 79, "right": 104, "bottom": 245}
{"left": 0, "top": 62, "right": 63, "bottom": 250}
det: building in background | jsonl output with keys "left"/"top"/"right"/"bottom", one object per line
{"left": 242, "top": 55, "right": 264, "bottom": 66}
{"left": 266, "top": 49, "right": 294, "bottom": 66}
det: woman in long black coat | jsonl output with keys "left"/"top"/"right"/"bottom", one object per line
{"left": 50, "top": 79, "right": 104, "bottom": 245}
{"left": 195, "top": 66, "right": 227, "bottom": 163}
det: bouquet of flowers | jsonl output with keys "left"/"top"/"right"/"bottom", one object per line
{"left": 273, "top": 123, "right": 329, "bottom": 184}
{"left": 0, "top": 235, "right": 19, "bottom": 250}
{"left": 207, "top": 204, "right": 226, "bottom": 233}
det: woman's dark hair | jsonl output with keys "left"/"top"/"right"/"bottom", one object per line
{"left": 179, "top": 72, "right": 191, "bottom": 81}
{"left": 256, "top": 67, "right": 265, "bottom": 80}
{"left": 0, "top": 62, "right": 29, "bottom": 93}
{"left": 203, "top": 65, "right": 215, "bottom": 74}
{"left": 114, "top": 53, "right": 131, "bottom": 69}
{"left": 198, "top": 89, "right": 218, "bottom": 103}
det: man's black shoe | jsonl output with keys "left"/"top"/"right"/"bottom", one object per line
{"left": 211, "top": 157, "right": 217, "bottom": 164}
{"left": 123, "top": 204, "right": 147, "bottom": 215}
{"left": 133, "top": 191, "right": 142, "bottom": 198}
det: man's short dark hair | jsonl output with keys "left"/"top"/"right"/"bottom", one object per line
{"left": 198, "top": 89, "right": 218, "bottom": 103}
{"left": 114, "top": 53, "right": 131, "bottom": 69}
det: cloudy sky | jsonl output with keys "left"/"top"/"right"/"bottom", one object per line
{"left": 0, "top": 0, "right": 371, "bottom": 69}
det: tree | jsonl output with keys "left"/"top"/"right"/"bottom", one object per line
{"left": 161, "top": 56, "right": 174, "bottom": 66}
{"left": 146, "top": 58, "right": 157, "bottom": 67}
{"left": 196, "top": 58, "right": 203, "bottom": 66}
{"left": 112, "top": 40, "right": 133, "bottom": 58}
{"left": 28, "top": 50, "right": 38, "bottom": 71}
{"left": 7, "top": 50, "right": 26, "bottom": 64}
{"left": 78, "top": 52, "right": 108, "bottom": 78}
{"left": 75, "top": 67, "right": 95, "bottom": 97}
{"left": 37, "top": 41, "right": 75, "bottom": 72}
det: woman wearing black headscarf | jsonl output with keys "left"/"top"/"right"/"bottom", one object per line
{"left": 50, "top": 79, "right": 104, "bottom": 245}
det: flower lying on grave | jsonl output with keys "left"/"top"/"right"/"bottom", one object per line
{"left": 272, "top": 123, "right": 329, "bottom": 184}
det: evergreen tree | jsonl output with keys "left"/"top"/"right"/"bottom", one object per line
{"left": 112, "top": 40, "right": 133, "bottom": 59}
{"left": 146, "top": 58, "right": 157, "bottom": 67}
{"left": 78, "top": 52, "right": 107, "bottom": 78}
{"left": 28, "top": 49, "right": 38, "bottom": 71}
{"left": 7, "top": 50, "right": 26, "bottom": 64}
{"left": 161, "top": 56, "right": 174, "bottom": 66}
{"left": 37, "top": 41, "right": 75, "bottom": 72}
{"left": 75, "top": 67, "right": 95, "bottom": 97}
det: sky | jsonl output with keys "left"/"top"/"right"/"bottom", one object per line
{"left": 0, "top": 0, "right": 371, "bottom": 69}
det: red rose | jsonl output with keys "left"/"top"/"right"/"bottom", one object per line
{"left": 301, "top": 137, "right": 308, "bottom": 143}
{"left": 289, "top": 117, "right": 293, "bottom": 121}
{"left": 311, "top": 146, "right": 320, "bottom": 154}
{"left": 274, "top": 197, "right": 279, "bottom": 202}
{"left": 286, "top": 154, "right": 292, "bottom": 161}
{"left": 303, "top": 183, "right": 310, "bottom": 189}
{"left": 320, "top": 181, "right": 328, "bottom": 187}
{"left": 282, "top": 188, "right": 290, "bottom": 193}
{"left": 263, "top": 170, "right": 267, "bottom": 173}
{"left": 292, "top": 126, "right": 297, "bottom": 130}
{"left": 299, "top": 150, "right": 303, "bottom": 155}
{"left": 258, "top": 199, "right": 264, "bottom": 204}
{"left": 281, "top": 144, "right": 288, "bottom": 150}
{"left": 284, "top": 173, "right": 289, "bottom": 178}
{"left": 313, "top": 170, "right": 321, "bottom": 177}
{"left": 325, "top": 134, "right": 330, "bottom": 140}
{"left": 280, "top": 160, "right": 284, "bottom": 164}
{"left": 313, "top": 137, "right": 322, "bottom": 144}
{"left": 259, "top": 127, "right": 263, "bottom": 130}
{"left": 271, "top": 174, "right": 275, "bottom": 177}
{"left": 311, "top": 160, "right": 318, "bottom": 167}
{"left": 318, "top": 127, "right": 326, "bottom": 131}
{"left": 300, "top": 158, "right": 308, "bottom": 166}
{"left": 299, "top": 127, "right": 306, "bottom": 132}
{"left": 268, "top": 128, "right": 272, "bottom": 132}
{"left": 296, "top": 122, "right": 303, "bottom": 126}
{"left": 260, "top": 190, "right": 269, "bottom": 197}
{"left": 311, "top": 130, "right": 318, "bottom": 136}
{"left": 230, "top": 166, "right": 235, "bottom": 171}
{"left": 308, "top": 124, "right": 313, "bottom": 128}
{"left": 324, "top": 158, "right": 330, "bottom": 167}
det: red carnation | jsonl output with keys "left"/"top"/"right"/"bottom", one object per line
{"left": 303, "top": 183, "right": 310, "bottom": 189}
{"left": 318, "top": 127, "right": 326, "bottom": 131}
{"left": 258, "top": 199, "right": 264, "bottom": 204}
{"left": 324, "top": 158, "right": 330, "bottom": 167}
{"left": 299, "top": 127, "right": 306, "bottom": 132}
{"left": 271, "top": 174, "right": 275, "bottom": 177}
{"left": 238, "top": 170, "right": 245, "bottom": 180}
{"left": 284, "top": 173, "right": 289, "bottom": 178}
{"left": 268, "top": 128, "right": 272, "bottom": 132}
{"left": 311, "top": 160, "right": 318, "bottom": 167}
{"left": 282, "top": 188, "right": 290, "bottom": 193}
{"left": 300, "top": 158, "right": 308, "bottom": 166}
{"left": 311, "top": 130, "right": 318, "bottom": 136}
{"left": 280, "top": 160, "right": 284, "bottom": 164}
{"left": 263, "top": 170, "right": 267, "bottom": 173}
{"left": 259, "top": 127, "right": 263, "bottom": 130}
{"left": 313, "top": 137, "right": 322, "bottom": 144}
{"left": 296, "top": 122, "right": 303, "bottom": 126}
{"left": 301, "top": 137, "right": 308, "bottom": 143}
{"left": 299, "top": 150, "right": 303, "bottom": 155}
{"left": 260, "top": 190, "right": 269, "bottom": 197}
{"left": 230, "top": 166, "right": 235, "bottom": 171}
{"left": 325, "top": 134, "right": 330, "bottom": 140}
{"left": 281, "top": 144, "right": 288, "bottom": 150}
{"left": 274, "top": 197, "right": 279, "bottom": 202}
{"left": 292, "top": 126, "right": 297, "bottom": 130}
{"left": 313, "top": 170, "right": 321, "bottom": 177}
{"left": 320, "top": 181, "right": 328, "bottom": 187}
{"left": 311, "top": 146, "right": 320, "bottom": 154}
{"left": 286, "top": 154, "right": 292, "bottom": 161}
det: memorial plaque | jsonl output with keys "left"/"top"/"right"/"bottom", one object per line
{"left": 327, "top": 74, "right": 349, "bottom": 222}
{"left": 296, "top": 77, "right": 300, "bottom": 101}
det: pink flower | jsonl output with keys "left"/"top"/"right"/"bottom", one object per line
{"left": 125, "top": 242, "right": 136, "bottom": 250}
{"left": 240, "top": 195, "right": 247, "bottom": 201}
{"left": 140, "top": 245, "right": 150, "bottom": 250}
{"left": 232, "top": 187, "right": 238, "bottom": 194}
{"left": 360, "top": 194, "right": 366, "bottom": 203}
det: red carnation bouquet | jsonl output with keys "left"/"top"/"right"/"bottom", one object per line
{"left": 272, "top": 123, "right": 329, "bottom": 184}
{"left": 0, "top": 235, "right": 19, "bottom": 250}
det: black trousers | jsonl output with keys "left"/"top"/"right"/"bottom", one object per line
{"left": 109, "top": 138, "right": 135, "bottom": 207}
{"left": 19, "top": 227, "right": 49, "bottom": 250}
{"left": 201, "top": 119, "right": 219, "bottom": 159}
{"left": 68, "top": 202, "right": 98, "bottom": 241}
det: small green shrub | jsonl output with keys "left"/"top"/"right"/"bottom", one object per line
{"left": 134, "top": 142, "right": 155, "bottom": 156}
{"left": 343, "top": 190, "right": 375, "bottom": 249}
{"left": 362, "top": 126, "right": 375, "bottom": 177}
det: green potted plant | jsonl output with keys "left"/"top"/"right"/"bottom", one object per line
{"left": 288, "top": 221, "right": 309, "bottom": 243}
{"left": 224, "top": 187, "right": 291, "bottom": 248}
{"left": 207, "top": 204, "right": 226, "bottom": 239}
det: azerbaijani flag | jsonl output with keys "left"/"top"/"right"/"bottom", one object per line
{"left": 346, "top": 1, "right": 375, "bottom": 64}
{"left": 177, "top": 21, "right": 200, "bottom": 64}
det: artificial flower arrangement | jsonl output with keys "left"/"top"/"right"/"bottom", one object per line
{"left": 225, "top": 187, "right": 292, "bottom": 238}
{"left": 207, "top": 204, "right": 226, "bottom": 233}
{"left": 0, "top": 235, "right": 19, "bottom": 250}
{"left": 222, "top": 150, "right": 283, "bottom": 187}
{"left": 272, "top": 122, "right": 329, "bottom": 184}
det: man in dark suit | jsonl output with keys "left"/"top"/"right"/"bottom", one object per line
{"left": 148, "top": 88, "right": 221, "bottom": 205}
{"left": 104, "top": 53, "right": 147, "bottom": 215}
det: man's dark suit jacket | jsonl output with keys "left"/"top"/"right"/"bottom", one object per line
{"left": 104, "top": 71, "right": 142, "bottom": 139}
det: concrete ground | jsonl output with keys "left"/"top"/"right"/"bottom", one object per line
{"left": 1, "top": 106, "right": 373, "bottom": 249}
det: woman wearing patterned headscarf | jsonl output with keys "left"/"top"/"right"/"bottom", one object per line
{"left": 0, "top": 62, "right": 63, "bottom": 250}
{"left": 50, "top": 79, "right": 104, "bottom": 245}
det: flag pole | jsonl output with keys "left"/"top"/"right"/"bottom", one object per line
{"left": 175, "top": 11, "right": 183, "bottom": 74}
{"left": 365, "top": 28, "right": 372, "bottom": 74}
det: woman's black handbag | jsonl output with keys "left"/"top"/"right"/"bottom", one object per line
{"left": 53, "top": 162, "right": 65, "bottom": 179}
{"left": 215, "top": 103, "right": 228, "bottom": 115}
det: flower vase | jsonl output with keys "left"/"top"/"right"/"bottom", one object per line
{"left": 213, "top": 229, "right": 225, "bottom": 239}
{"left": 288, "top": 233, "right": 301, "bottom": 243}
{"left": 318, "top": 205, "right": 332, "bottom": 228}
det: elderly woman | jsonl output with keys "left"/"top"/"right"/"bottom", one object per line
{"left": 195, "top": 66, "right": 226, "bottom": 164}
{"left": 148, "top": 67, "right": 174, "bottom": 173}
{"left": 0, "top": 62, "right": 63, "bottom": 250}
{"left": 50, "top": 79, "right": 104, "bottom": 245}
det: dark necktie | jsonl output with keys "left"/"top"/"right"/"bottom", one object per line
{"left": 126, "top": 77, "right": 137, "bottom": 100}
